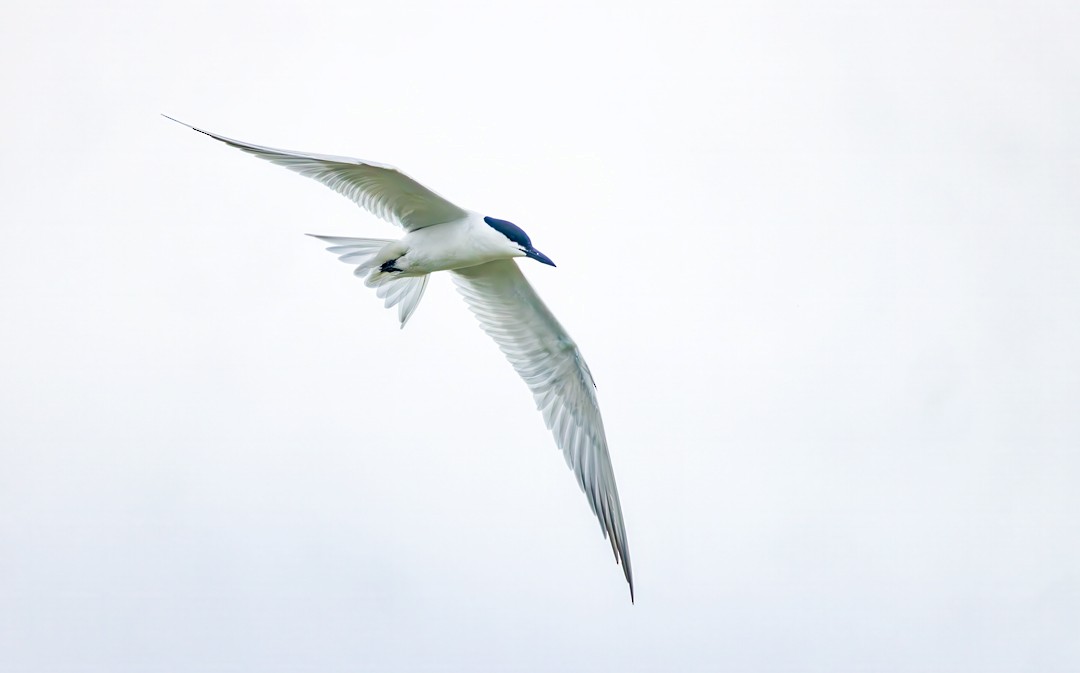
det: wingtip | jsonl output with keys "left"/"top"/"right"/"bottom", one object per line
{"left": 304, "top": 234, "right": 337, "bottom": 248}
{"left": 620, "top": 553, "right": 635, "bottom": 604}
{"left": 161, "top": 114, "right": 216, "bottom": 141}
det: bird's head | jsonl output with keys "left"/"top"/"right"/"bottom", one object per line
{"left": 484, "top": 216, "right": 556, "bottom": 267}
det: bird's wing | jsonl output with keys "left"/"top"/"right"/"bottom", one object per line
{"left": 165, "top": 116, "right": 467, "bottom": 231}
{"left": 451, "top": 259, "right": 634, "bottom": 600}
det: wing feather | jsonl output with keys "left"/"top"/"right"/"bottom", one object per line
{"left": 165, "top": 116, "right": 466, "bottom": 231}
{"left": 451, "top": 260, "right": 634, "bottom": 600}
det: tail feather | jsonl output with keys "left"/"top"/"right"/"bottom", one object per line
{"left": 375, "top": 274, "right": 429, "bottom": 326}
{"left": 308, "top": 234, "right": 392, "bottom": 270}
{"left": 308, "top": 234, "right": 429, "bottom": 328}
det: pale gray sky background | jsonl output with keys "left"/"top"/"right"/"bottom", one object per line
{"left": 2, "top": 1, "right": 1079, "bottom": 671}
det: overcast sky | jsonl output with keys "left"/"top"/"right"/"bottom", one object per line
{"left": 2, "top": 1, "right": 1079, "bottom": 671}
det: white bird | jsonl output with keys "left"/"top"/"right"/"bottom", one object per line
{"left": 166, "top": 116, "right": 634, "bottom": 601}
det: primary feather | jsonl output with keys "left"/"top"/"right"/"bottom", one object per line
{"left": 163, "top": 116, "right": 465, "bottom": 230}
{"left": 453, "top": 260, "right": 633, "bottom": 600}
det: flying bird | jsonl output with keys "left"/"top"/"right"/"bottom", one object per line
{"left": 165, "top": 116, "right": 634, "bottom": 601}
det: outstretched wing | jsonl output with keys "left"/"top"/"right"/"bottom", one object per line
{"left": 451, "top": 260, "right": 634, "bottom": 600}
{"left": 165, "top": 116, "right": 467, "bottom": 231}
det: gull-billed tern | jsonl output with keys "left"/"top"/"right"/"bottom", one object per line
{"left": 167, "top": 117, "right": 634, "bottom": 601}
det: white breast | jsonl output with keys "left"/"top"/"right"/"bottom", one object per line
{"left": 401, "top": 212, "right": 518, "bottom": 274}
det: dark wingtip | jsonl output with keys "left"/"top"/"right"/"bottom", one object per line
{"left": 161, "top": 114, "right": 217, "bottom": 141}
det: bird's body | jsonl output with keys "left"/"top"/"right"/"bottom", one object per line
{"left": 166, "top": 116, "right": 634, "bottom": 601}
{"left": 383, "top": 212, "right": 523, "bottom": 276}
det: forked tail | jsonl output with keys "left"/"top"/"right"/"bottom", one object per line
{"left": 308, "top": 234, "right": 429, "bottom": 328}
